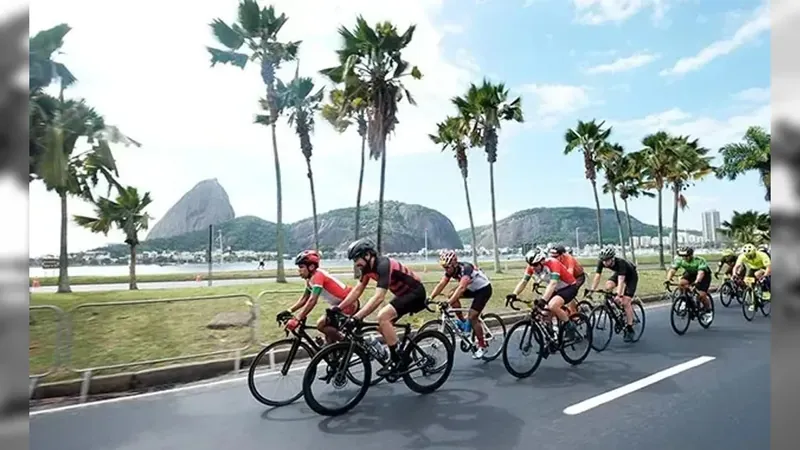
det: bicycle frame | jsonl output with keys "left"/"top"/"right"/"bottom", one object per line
{"left": 274, "top": 317, "right": 326, "bottom": 376}
{"left": 505, "top": 297, "right": 565, "bottom": 348}
{"left": 586, "top": 290, "right": 628, "bottom": 333}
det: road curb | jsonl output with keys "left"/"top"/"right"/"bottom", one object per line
{"left": 30, "top": 287, "right": 717, "bottom": 404}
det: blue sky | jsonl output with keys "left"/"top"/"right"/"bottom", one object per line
{"left": 28, "top": 0, "right": 770, "bottom": 256}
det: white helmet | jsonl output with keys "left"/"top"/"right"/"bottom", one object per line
{"left": 525, "top": 249, "right": 547, "bottom": 266}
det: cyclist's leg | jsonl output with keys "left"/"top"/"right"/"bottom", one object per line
{"left": 621, "top": 274, "right": 639, "bottom": 328}
{"left": 548, "top": 284, "right": 577, "bottom": 324}
{"left": 315, "top": 314, "right": 340, "bottom": 344}
{"left": 568, "top": 274, "right": 587, "bottom": 314}
{"left": 679, "top": 272, "right": 694, "bottom": 292}
{"left": 695, "top": 271, "right": 712, "bottom": 310}
{"left": 379, "top": 285, "right": 427, "bottom": 371}
{"left": 605, "top": 274, "right": 620, "bottom": 306}
{"left": 466, "top": 285, "right": 492, "bottom": 350}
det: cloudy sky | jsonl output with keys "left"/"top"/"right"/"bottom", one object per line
{"left": 28, "top": 0, "right": 770, "bottom": 257}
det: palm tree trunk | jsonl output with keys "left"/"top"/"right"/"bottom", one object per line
{"left": 657, "top": 187, "right": 665, "bottom": 269}
{"left": 462, "top": 174, "right": 479, "bottom": 267}
{"left": 671, "top": 184, "right": 679, "bottom": 258}
{"left": 376, "top": 145, "right": 387, "bottom": 253}
{"left": 354, "top": 133, "right": 366, "bottom": 241}
{"left": 623, "top": 197, "right": 637, "bottom": 264}
{"left": 590, "top": 179, "right": 603, "bottom": 246}
{"left": 610, "top": 190, "right": 627, "bottom": 258}
{"left": 270, "top": 121, "right": 286, "bottom": 283}
{"left": 128, "top": 244, "right": 138, "bottom": 290}
{"left": 57, "top": 191, "right": 71, "bottom": 293}
{"left": 305, "top": 157, "right": 320, "bottom": 251}
{"left": 489, "top": 162, "right": 502, "bottom": 273}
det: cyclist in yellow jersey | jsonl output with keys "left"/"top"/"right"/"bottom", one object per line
{"left": 732, "top": 243, "right": 772, "bottom": 305}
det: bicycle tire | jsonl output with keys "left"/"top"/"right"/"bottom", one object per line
{"left": 742, "top": 288, "right": 756, "bottom": 322}
{"left": 301, "top": 342, "right": 371, "bottom": 416}
{"left": 589, "top": 305, "right": 613, "bottom": 352}
{"left": 559, "top": 312, "right": 592, "bottom": 365}
{"left": 247, "top": 338, "right": 313, "bottom": 407}
{"left": 698, "top": 295, "right": 714, "bottom": 329}
{"left": 577, "top": 300, "right": 594, "bottom": 316}
{"left": 754, "top": 284, "right": 771, "bottom": 317}
{"left": 478, "top": 312, "right": 506, "bottom": 361}
{"left": 629, "top": 298, "right": 647, "bottom": 342}
{"left": 402, "top": 329, "right": 455, "bottom": 394}
{"left": 502, "top": 320, "right": 544, "bottom": 379}
{"left": 670, "top": 295, "right": 691, "bottom": 335}
{"left": 417, "top": 319, "right": 457, "bottom": 354}
{"left": 719, "top": 282, "right": 733, "bottom": 307}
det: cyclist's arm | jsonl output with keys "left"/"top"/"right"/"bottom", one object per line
{"left": 695, "top": 259, "right": 709, "bottom": 284}
{"left": 511, "top": 268, "right": 532, "bottom": 296}
{"left": 447, "top": 276, "right": 471, "bottom": 305}
{"left": 338, "top": 277, "right": 367, "bottom": 312}
{"left": 353, "top": 258, "right": 391, "bottom": 320}
{"left": 296, "top": 274, "right": 325, "bottom": 320}
{"left": 590, "top": 260, "right": 603, "bottom": 291}
{"left": 763, "top": 255, "right": 772, "bottom": 277}
{"left": 428, "top": 276, "right": 451, "bottom": 300}
{"left": 666, "top": 258, "right": 681, "bottom": 281}
{"left": 287, "top": 291, "right": 311, "bottom": 315}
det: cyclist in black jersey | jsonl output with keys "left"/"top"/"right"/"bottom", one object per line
{"left": 429, "top": 250, "right": 493, "bottom": 359}
{"left": 588, "top": 246, "right": 639, "bottom": 342}
{"left": 758, "top": 244, "right": 770, "bottom": 258}
{"left": 715, "top": 250, "right": 740, "bottom": 279}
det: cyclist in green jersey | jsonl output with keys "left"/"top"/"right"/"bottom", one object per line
{"left": 665, "top": 246, "right": 713, "bottom": 321}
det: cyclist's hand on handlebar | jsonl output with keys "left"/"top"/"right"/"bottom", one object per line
{"left": 285, "top": 318, "right": 301, "bottom": 331}
{"left": 276, "top": 310, "right": 293, "bottom": 323}
{"left": 341, "top": 316, "right": 360, "bottom": 332}
{"left": 438, "top": 300, "right": 450, "bottom": 310}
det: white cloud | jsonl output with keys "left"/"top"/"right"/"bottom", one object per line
{"left": 584, "top": 51, "right": 660, "bottom": 74}
{"left": 441, "top": 23, "right": 465, "bottom": 34}
{"left": 660, "top": 4, "right": 769, "bottom": 76}
{"left": 571, "top": 0, "right": 671, "bottom": 25}
{"left": 518, "top": 84, "right": 592, "bottom": 129}
{"left": 732, "top": 87, "right": 770, "bottom": 103}
{"left": 28, "top": 0, "right": 482, "bottom": 256}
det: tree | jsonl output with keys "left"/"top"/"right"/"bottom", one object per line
{"left": 564, "top": 119, "right": 612, "bottom": 248}
{"left": 637, "top": 131, "right": 678, "bottom": 269}
{"left": 598, "top": 142, "right": 627, "bottom": 258}
{"left": 718, "top": 210, "right": 770, "bottom": 246}
{"left": 429, "top": 115, "right": 479, "bottom": 266}
{"left": 271, "top": 65, "right": 325, "bottom": 250}
{"left": 74, "top": 186, "right": 153, "bottom": 290}
{"left": 453, "top": 79, "right": 523, "bottom": 273}
{"left": 207, "top": 0, "right": 300, "bottom": 282}
{"left": 617, "top": 153, "right": 655, "bottom": 264}
{"left": 320, "top": 17, "right": 422, "bottom": 252}
{"left": 717, "top": 126, "right": 771, "bottom": 201}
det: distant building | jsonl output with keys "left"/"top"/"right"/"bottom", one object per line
{"left": 701, "top": 210, "right": 721, "bottom": 243}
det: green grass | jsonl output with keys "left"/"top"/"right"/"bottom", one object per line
{"left": 29, "top": 269, "right": 679, "bottom": 382}
{"left": 30, "top": 253, "right": 719, "bottom": 286}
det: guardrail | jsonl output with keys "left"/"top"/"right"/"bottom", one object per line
{"left": 28, "top": 305, "right": 67, "bottom": 397}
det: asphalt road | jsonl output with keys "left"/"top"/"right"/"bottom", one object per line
{"left": 29, "top": 299, "right": 769, "bottom": 450}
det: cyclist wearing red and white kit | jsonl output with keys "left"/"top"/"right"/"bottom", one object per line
{"left": 279, "top": 250, "right": 358, "bottom": 344}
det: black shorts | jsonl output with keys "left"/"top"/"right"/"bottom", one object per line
{"left": 681, "top": 271, "right": 711, "bottom": 292}
{"left": 461, "top": 284, "right": 493, "bottom": 313}
{"left": 608, "top": 272, "right": 638, "bottom": 298}
{"left": 390, "top": 284, "right": 427, "bottom": 319}
{"left": 574, "top": 273, "right": 586, "bottom": 289}
{"left": 554, "top": 283, "right": 579, "bottom": 303}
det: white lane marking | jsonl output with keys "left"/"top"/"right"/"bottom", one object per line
{"left": 562, "top": 355, "right": 716, "bottom": 415}
{"left": 30, "top": 301, "right": 674, "bottom": 417}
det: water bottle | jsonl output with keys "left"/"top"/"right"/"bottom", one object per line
{"left": 366, "top": 336, "right": 387, "bottom": 361}
{"left": 460, "top": 319, "right": 472, "bottom": 333}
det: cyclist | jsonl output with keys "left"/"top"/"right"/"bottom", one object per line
{"left": 277, "top": 250, "right": 358, "bottom": 344}
{"left": 506, "top": 249, "right": 580, "bottom": 338}
{"left": 549, "top": 245, "right": 586, "bottom": 313}
{"left": 732, "top": 243, "right": 772, "bottom": 305}
{"left": 337, "top": 238, "right": 427, "bottom": 376}
{"left": 428, "top": 250, "right": 493, "bottom": 359}
{"left": 665, "top": 247, "right": 713, "bottom": 322}
{"left": 758, "top": 244, "right": 770, "bottom": 258}
{"left": 715, "top": 249, "right": 740, "bottom": 279}
{"left": 588, "top": 246, "right": 639, "bottom": 342}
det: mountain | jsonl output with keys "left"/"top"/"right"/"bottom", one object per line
{"left": 146, "top": 178, "right": 235, "bottom": 240}
{"left": 457, "top": 207, "right": 700, "bottom": 248}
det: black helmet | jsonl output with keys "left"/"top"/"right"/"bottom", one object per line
{"left": 677, "top": 246, "right": 694, "bottom": 257}
{"left": 347, "top": 238, "right": 377, "bottom": 260}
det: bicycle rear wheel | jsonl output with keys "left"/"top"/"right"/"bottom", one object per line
{"left": 629, "top": 298, "right": 646, "bottom": 342}
{"left": 248, "top": 338, "right": 312, "bottom": 407}
{"left": 502, "top": 320, "right": 544, "bottom": 379}
{"left": 559, "top": 312, "right": 592, "bottom": 365}
{"left": 417, "top": 319, "right": 457, "bottom": 354}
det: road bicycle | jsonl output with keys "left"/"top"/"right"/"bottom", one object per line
{"left": 585, "top": 289, "right": 646, "bottom": 351}
{"left": 247, "top": 312, "right": 383, "bottom": 407}
{"left": 665, "top": 281, "right": 714, "bottom": 335}
{"left": 417, "top": 298, "right": 506, "bottom": 361}
{"left": 716, "top": 274, "right": 745, "bottom": 307}
{"left": 531, "top": 281, "right": 594, "bottom": 316}
{"left": 301, "top": 308, "right": 454, "bottom": 416}
{"left": 741, "top": 275, "right": 771, "bottom": 321}
{"left": 501, "top": 295, "right": 592, "bottom": 379}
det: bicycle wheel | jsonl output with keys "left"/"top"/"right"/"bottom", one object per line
{"left": 588, "top": 305, "right": 613, "bottom": 352}
{"left": 417, "top": 319, "right": 457, "bottom": 354}
{"left": 718, "top": 282, "right": 734, "bottom": 307}
{"left": 302, "top": 342, "right": 371, "bottom": 416}
{"left": 742, "top": 288, "right": 756, "bottom": 322}
{"left": 698, "top": 295, "right": 714, "bottom": 329}
{"left": 478, "top": 312, "right": 506, "bottom": 361}
{"left": 753, "top": 284, "right": 771, "bottom": 317}
{"left": 577, "top": 300, "right": 594, "bottom": 316}
{"left": 402, "top": 329, "right": 455, "bottom": 394}
{"left": 629, "top": 298, "right": 646, "bottom": 342}
{"left": 248, "top": 338, "right": 313, "bottom": 407}
{"left": 502, "top": 320, "right": 544, "bottom": 379}
{"left": 670, "top": 295, "right": 691, "bottom": 335}
{"left": 559, "top": 312, "right": 592, "bottom": 365}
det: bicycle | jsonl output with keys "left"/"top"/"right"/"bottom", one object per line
{"left": 585, "top": 289, "right": 646, "bottom": 351}
{"left": 741, "top": 275, "right": 771, "bottom": 321}
{"left": 531, "top": 281, "right": 594, "bottom": 316}
{"left": 666, "top": 281, "right": 714, "bottom": 335}
{"left": 417, "top": 299, "right": 507, "bottom": 361}
{"left": 301, "top": 308, "right": 454, "bottom": 416}
{"left": 501, "top": 295, "right": 592, "bottom": 379}
{"left": 247, "top": 312, "right": 383, "bottom": 407}
{"left": 716, "top": 274, "right": 745, "bottom": 307}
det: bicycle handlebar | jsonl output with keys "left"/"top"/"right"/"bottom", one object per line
{"left": 504, "top": 295, "right": 547, "bottom": 312}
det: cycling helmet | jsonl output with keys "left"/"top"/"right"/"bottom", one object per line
{"left": 439, "top": 249, "right": 457, "bottom": 268}
{"left": 549, "top": 245, "right": 566, "bottom": 256}
{"left": 565, "top": 246, "right": 573, "bottom": 255}
{"left": 598, "top": 246, "right": 616, "bottom": 261}
{"left": 741, "top": 243, "right": 756, "bottom": 257}
{"left": 347, "top": 238, "right": 377, "bottom": 260}
{"left": 294, "top": 249, "right": 321, "bottom": 266}
{"left": 677, "top": 246, "right": 694, "bottom": 257}
{"left": 758, "top": 244, "right": 769, "bottom": 252}
{"left": 525, "top": 249, "right": 547, "bottom": 266}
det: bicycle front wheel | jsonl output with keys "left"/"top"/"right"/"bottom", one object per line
{"left": 417, "top": 319, "right": 457, "bottom": 353}
{"left": 479, "top": 312, "right": 506, "bottom": 361}
{"left": 302, "top": 342, "right": 371, "bottom": 416}
{"left": 589, "top": 305, "right": 613, "bottom": 352}
{"left": 502, "top": 320, "right": 544, "bottom": 379}
{"left": 719, "top": 282, "right": 734, "bottom": 307}
{"left": 248, "top": 338, "right": 312, "bottom": 407}
{"left": 670, "top": 296, "right": 691, "bottom": 335}
{"left": 742, "top": 289, "right": 756, "bottom": 322}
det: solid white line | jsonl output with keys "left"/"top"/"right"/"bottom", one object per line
{"left": 562, "top": 355, "right": 716, "bottom": 415}
{"left": 30, "top": 301, "right": 674, "bottom": 417}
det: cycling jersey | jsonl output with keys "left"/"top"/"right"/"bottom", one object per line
{"left": 671, "top": 256, "right": 710, "bottom": 274}
{"left": 304, "top": 269, "right": 352, "bottom": 306}
{"left": 554, "top": 253, "right": 584, "bottom": 277}
{"left": 735, "top": 251, "right": 771, "bottom": 270}
{"left": 524, "top": 257, "right": 576, "bottom": 290}
{"left": 444, "top": 262, "right": 491, "bottom": 292}
{"left": 595, "top": 257, "right": 637, "bottom": 280}
{"left": 361, "top": 256, "right": 423, "bottom": 297}
{"left": 719, "top": 254, "right": 737, "bottom": 266}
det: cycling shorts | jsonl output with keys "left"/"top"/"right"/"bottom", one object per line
{"left": 681, "top": 271, "right": 711, "bottom": 292}
{"left": 554, "top": 283, "right": 579, "bottom": 303}
{"left": 390, "top": 284, "right": 427, "bottom": 318}
{"left": 608, "top": 272, "right": 638, "bottom": 298}
{"left": 461, "top": 284, "right": 493, "bottom": 313}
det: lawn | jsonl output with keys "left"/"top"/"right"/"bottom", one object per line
{"left": 29, "top": 269, "right": 672, "bottom": 382}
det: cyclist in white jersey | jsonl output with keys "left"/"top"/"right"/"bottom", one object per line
{"left": 428, "top": 250, "right": 493, "bottom": 358}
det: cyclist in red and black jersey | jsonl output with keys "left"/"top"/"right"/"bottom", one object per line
{"left": 337, "top": 238, "right": 427, "bottom": 376}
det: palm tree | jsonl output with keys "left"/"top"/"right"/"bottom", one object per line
{"left": 453, "top": 79, "right": 523, "bottom": 273}
{"left": 564, "top": 119, "right": 612, "bottom": 247}
{"left": 320, "top": 17, "right": 421, "bottom": 252}
{"left": 718, "top": 210, "right": 771, "bottom": 246}
{"left": 270, "top": 66, "right": 325, "bottom": 250}
{"left": 637, "top": 131, "right": 678, "bottom": 269}
{"left": 598, "top": 142, "right": 627, "bottom": 258}
{"left": 74, "top": 186, "right": 153, "bottom": 290}
{"left": 617, "top": 153, "right": 656, "bottom": 264}
{"left": 321, "top": 88, "right": 368, "bottom": 241}
{"left": 207, "top": 0, "right": 300, "bottom": 282}
{"left": 717, "top": 126, "right": 771, "bottom": 201}
{"left": 429, "top": 116, "right": 479, "bottom": 266}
